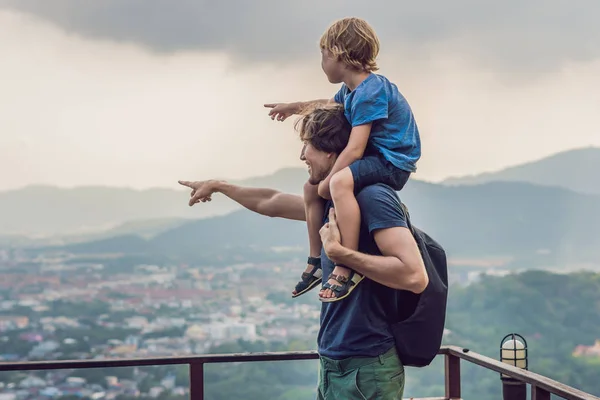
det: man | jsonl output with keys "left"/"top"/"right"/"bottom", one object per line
{"left": 179, "top": 104, "right": 428, "bottom": 400}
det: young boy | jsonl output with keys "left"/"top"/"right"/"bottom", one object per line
{"left": 265, "top": 17, "right": 421, "bottom": 302}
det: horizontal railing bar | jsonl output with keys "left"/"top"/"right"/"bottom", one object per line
{"left": 442, "top": 346, "right": 598, "bottom": 400}
{"left": 0, "top": 345, "right": 596, "bottom": 399}
{"left": 410, "top": 397, "right": 452, "bottom": 400}
{"left": 0, "top": 350, "right": 319, "bottom": 371}
{"left": 410, "top": 397, "right": 457, "bottom": 400}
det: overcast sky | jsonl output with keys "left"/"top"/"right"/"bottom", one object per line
{"left": 1, "top": 1, "right": 599, "bottom": 191}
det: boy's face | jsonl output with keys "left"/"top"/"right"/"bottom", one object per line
{"left": 321, "top": 48, "right": 344, "bottom": 84}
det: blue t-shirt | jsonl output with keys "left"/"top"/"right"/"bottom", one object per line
{"left": 333, "top": 74, "right": 421, "bottom": 173}
{"left": 317, "top": 184, "right": 420, "bottom": 359}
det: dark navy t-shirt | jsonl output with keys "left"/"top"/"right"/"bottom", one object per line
{"left": 317, "top": 184, "right": 420, "bottom": 359}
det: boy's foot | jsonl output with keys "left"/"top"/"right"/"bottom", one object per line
{"left": 292, "top": 257, "right": 323, "bottom": 298}
{"left": 319, "top": 265, "right": 364, "bottom": 302}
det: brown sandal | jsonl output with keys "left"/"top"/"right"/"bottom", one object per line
{"left": 292, "top": 257, "right": 323, "bottom": 298}
{"left": 319, "top": 269, "right": 364, "bottom": 303}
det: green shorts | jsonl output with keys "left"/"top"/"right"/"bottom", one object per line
{"left": 317, "top": 346, "right": 405, "bottom": 400}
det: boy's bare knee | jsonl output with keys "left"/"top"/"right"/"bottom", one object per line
{"left": 304, "top": 180, "right": 320, "bottom": 200}
{"left": 330, "top": 169, "right": 354, "bottom": 197}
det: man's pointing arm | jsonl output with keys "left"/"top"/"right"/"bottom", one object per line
{"left": 178, "top": 180, "right": 306, "bottom": 221}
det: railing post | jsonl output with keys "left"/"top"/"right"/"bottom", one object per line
{"left": 501, "top": 377, "right": 526, "bottom": 400}
{"left": 189, "top": 362, "right": 205, "bottom": 400}
{"left": 445, "top": 353, "right": 461, "bottom": 399}
{"left": 531, "top": 385, "right": 551, "bottom": 400}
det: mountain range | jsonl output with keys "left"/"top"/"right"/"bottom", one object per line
{"left": 3, "top": 147, "right": 600, "bottom": 265}
{"left": 443, "top": 146, "right": 600, "bottom": 195}
{"left": 0, "top": 168, "right": 307, "bottom": 239}
{"left": 3, "top": 147, "right": 599, "bottom": 239}
{"left": 49, "top": 178, "right": 600, "bottom": 265}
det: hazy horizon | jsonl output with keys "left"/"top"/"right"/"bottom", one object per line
{"left": 2, "top": 145, "right": 599, "bottom": 193}
{"left": 2, "top": 2, "right": 599, "bottom": 191}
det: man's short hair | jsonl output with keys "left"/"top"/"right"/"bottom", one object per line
{"left": 319, "top": 17, "right": 380, "bottom": 73}
{"left": 295, "top": 103, "right": 351, "bottom": 154}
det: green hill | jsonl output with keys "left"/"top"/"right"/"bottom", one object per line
{"left": 438, "top": 270, "right": 600, "bottom": 398}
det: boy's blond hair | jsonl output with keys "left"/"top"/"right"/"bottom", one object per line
{"left": 319, "top": 17, "right": 380, "bottom": 72}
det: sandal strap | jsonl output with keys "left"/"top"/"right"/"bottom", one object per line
{"left": 295, "top": 264, "right": 323, "bottom": 292}
{"left": 301, "top": 265, "right": 322, "bottom": 280}
{"left": 323, "top": 270, "right": 364, "bottom": 297}
{"left": 328, "top": 273, "right": 349, "bottom": 284}
{"left": 302, "top": 265, "right": 322, "bottom": 280}
{"left": 307, "top": 256, "right": 321, "bottom": 266}
{"left": 322, "top": 281, "right": 344, "bottom": 294}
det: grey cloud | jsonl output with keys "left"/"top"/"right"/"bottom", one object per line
{"left": 1, "top": 0, "right": 599, "bottom": 72}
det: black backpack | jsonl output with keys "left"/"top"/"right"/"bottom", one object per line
{"left": 391, "top": 203, "right": 449, "bottom": 367}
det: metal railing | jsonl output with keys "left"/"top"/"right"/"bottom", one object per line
{"left": 0, "top": 345, "right": 596, "bottom": 400}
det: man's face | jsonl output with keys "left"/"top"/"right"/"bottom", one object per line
{"left": 300, "top": 142, "right": 335, "bottom": 185}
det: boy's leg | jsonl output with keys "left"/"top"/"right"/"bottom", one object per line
{"left": 320, "top": 167, "right": 360, "bottom": 300}
{"left": 304, "top": 181, "right": 324, "bottom": 261}
{"left": 319, "top": 156, "right": 406, "bottom": 300}
{"left": 292, "top": 181, "right": 325, "bottom": 297}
